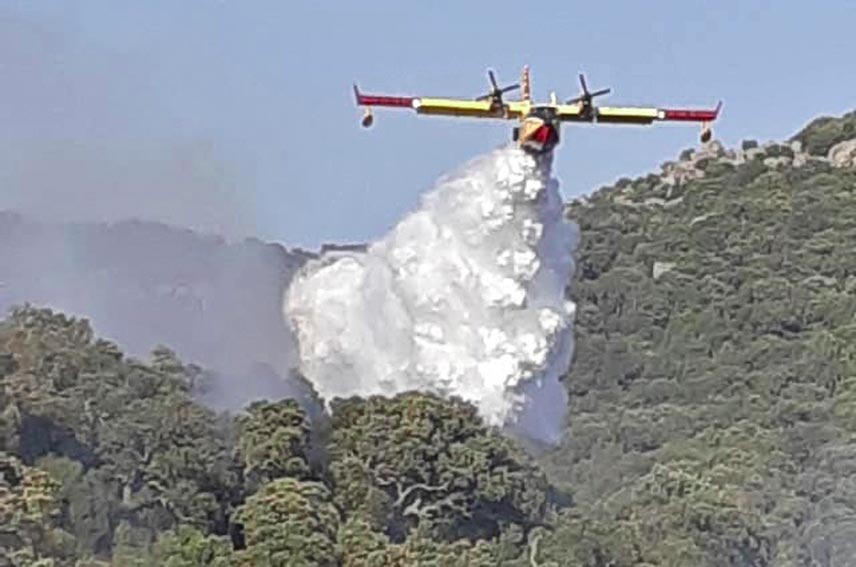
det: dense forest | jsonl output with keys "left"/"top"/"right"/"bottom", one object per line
{"left": 1, "top": 110, "right": 855, "bottom": 566}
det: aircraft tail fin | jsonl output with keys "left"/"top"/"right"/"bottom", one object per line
{"left": 521, "top": 65, "right": 531, "bottom": 102}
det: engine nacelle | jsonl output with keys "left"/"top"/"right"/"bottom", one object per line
{"left": 361, "top": 108, "right": 374, "bottom": 128}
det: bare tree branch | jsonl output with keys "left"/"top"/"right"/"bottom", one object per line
{"left": 375, "top": 473, "right": 451, "bottom": 509}
{"left": 403, "top": 491, "right": 465, "bottom": 521}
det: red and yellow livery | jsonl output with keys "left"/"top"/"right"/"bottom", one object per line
{"left": 354, "top": 66, "right": 721, "bottom": 155}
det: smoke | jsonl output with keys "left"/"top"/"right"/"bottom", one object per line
{"left": 0, "top": 8, "right": 254, "bottom": 239}
{"left": 0, "top": 9, "right": 289, "bottom": 410}
{"left": 2, "top": 139, "right": 255, "bottom": 241}
{"left": 285, "top": 145, "right": 579, "bottom": 444}
{"left": 0, "top": 213, "right": 312, "bottom": 411}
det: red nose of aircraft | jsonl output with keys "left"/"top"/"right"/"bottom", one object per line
{"left": 522, "top": 122, "right": 559, "bottom": 154}
{"left": 532, "top": 123, "right": 558, "bottom": 146}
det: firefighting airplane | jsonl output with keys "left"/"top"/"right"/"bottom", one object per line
{"left": 353, "top": 66, "right": 721, "bottom": 155}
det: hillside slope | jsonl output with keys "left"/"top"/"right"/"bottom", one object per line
{"left": 1, "top": 110, "right": 855, "bottom": 566}
{"left": 537, "top": 110, "right": 856, "bottom": 566}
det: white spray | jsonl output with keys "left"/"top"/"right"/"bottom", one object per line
{"left": 284, "top": 145, "right": 579, "bottom": 443}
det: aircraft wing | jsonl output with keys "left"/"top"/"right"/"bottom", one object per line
{"left": 354, "top": 85, "right": 524, "bottom": 120}
{"left": 556, "top": 102, "right": 722, "bottom": 125}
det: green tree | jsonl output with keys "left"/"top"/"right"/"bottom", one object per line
{"left": 328, "top": 392, "right": 548, "bottom": 543}
{"left": 337, "top": 517, "right": 502, "bottom": 567}
{"left": 791, "top": 110, "right": 856, "bottom": 155}
{"left": 0, "top": 308, "right": 238, "bottom": 558}
{"left": 233, "top": 477, "right": 339, "bottom": 566}
{"left": 148, "top": 525, "right": 233, "bottom": 567}
{"left": 236, "top": 399, "right": 311, "bottom": 491}
{"left": 0, "top": 352, "right": 21, "bottom": 454}
{"left": 0, "top": 452, "right": 75, "bottom": 566}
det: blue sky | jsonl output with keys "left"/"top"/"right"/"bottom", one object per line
{"left": 2, "top": 1, "right": 854, "bottom": 248}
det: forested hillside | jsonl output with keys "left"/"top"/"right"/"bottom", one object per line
{"left": 537, "top": 110, "right": 856, "bottom": 566}
{"left": 0, "top": 306, "right": 550, "bottom": 565}
{"left": 1, "top": 110, "right": 855, "bottom": 566}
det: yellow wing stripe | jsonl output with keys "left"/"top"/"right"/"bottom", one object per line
{"left": 597, "top": 106, "right": 659, "bottom": 121}
{"left": 555, "top": 104, "right": 659, "bottom": 124}
{"left": 598, "top": 107, "right": 659, "bottom": 118}
{"left": 413, "top": 98, "right": 524, "bottom": 119}
{"left": 367, "top": 94, "right": 664, "bottom": 125}
{"left": 554, "top": 104, "right": 583, "bottom": 120}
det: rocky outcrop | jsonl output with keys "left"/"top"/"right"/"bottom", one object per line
{"left": 829, "top": 139, "right": 856, "bottom": 168}
{"left": 583, "top": 134, "right": 855, "bottom": 215}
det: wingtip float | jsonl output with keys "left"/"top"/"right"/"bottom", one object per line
{"left": 353, "top": 66, "right": 722, "bottom": 155}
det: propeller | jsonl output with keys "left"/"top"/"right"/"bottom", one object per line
{"left": 475, "top": 69, "right": 519, "bottom": 106}
{"left": 565, "top": 73, "right": 611, "bottom": 106}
